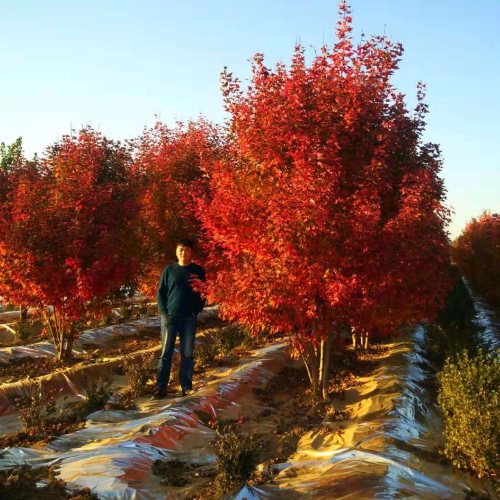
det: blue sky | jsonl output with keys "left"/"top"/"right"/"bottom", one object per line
{"left": 0, "top": 0, "right": 498, "bottom": 238}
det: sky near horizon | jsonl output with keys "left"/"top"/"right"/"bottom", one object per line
{"left": 0, "top": 0, "right": 498, "bottom": 239}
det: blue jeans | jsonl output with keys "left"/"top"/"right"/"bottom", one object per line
{"left": 157, "top": 314, "right": 197, "bottom": 392}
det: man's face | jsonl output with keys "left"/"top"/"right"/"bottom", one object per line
{"left": 176, "top": 245, "right": 193, "bottom": 265}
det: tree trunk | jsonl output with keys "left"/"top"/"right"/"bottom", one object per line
{"left": 20, "top": 305, "right": 28, "bottom": 321}
{"left": 42, "top": 307, "right": 75, "bottom": 361}
{"left": 320, "top": 335, "right": 334, "bottom": 400}
{"left": 300, "top": 334, "right": 334, "bottom": 401}
{"left": 301, "top": 342, "right": 320, "bottom": 398}
{"left": 351, "top": 325, "right": 359, "bottom": 350}
{"left": 64, "top": 322, "right": 76, "bottom": 360}
{"left": 362, "top": 331, "right": 369, "bottom": 350}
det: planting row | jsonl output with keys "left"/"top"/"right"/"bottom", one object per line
{"left": 1, "top": 324, "right": 495, "bottom": 499}
{"left": 0, "top": 327, "right": 289, "bottom": 498}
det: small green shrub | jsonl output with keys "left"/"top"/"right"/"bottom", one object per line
{"left": 81, "top": 378, "right": 113, "bottom": 416}
{"left": 196, "top": 325, "right": 252, "bottom": 371}
{"left": 14, "top": 384, "right": 57, "bottom": 435}
{"left": 212, "top": 423, "right": 262, "bottom": 496}
{"left": 438, "top": 349, "right": 499, "bottom": 482}
{"left": 0, "top": 465, "right": 98, "bottom": 499}
{"left": 152, "top": 459, "right": 194, "bottom": 487}
{"left": 120, "top": 304, "right": 148, "bottom": 322}
{"left": 112, "top": 388, "right": 137, "bottom": 410}
{"left": 12, "top": 319, "right": 44, "bottom": 342}
{"left": 123, "top": 352, "right": 156, "bottom": 397}
{"left": 218, "top": 324, "right": 251, "bottom": 352}
{"left": 196, "top": 335, "right": 220, "bottom": 370}
{"left": 425, "top": 270, "right": 482, "bottom": 368}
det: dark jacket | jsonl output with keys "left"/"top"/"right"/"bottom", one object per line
{"left": 157, "top": 262, "right": 206, "bottom": 317}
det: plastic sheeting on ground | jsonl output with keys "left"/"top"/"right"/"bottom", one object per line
{"left": 77, "top": 304, "right": 218, "bottom": 347}
{"left": 0, "top": 310, "right": 22, "bottom": 323}
{"left": 0, "top": 306, "right": 218, "bottom": 366}
{"left": 0, "top": 343, "right": 289, "bottom": 499}
{"left": 0, "top": 307, "right": 36, "bottom": 324}
{"left": 0, "top": 352, "right": 134, "bottom": 418}
{"left": 472, "top": 294, "right": 500, "bottom": 351}
{"left": 0, "top": 318, "right": 153, "bottom": 364}
{"left": 0, "top": 324, "right": 16, "bottom": 344}
{"left": 232, "top": 326, "right": 497, "bottom": 500}
{"left": 0, "top": 340, "right": 78, "bottom": 366}
{"left": 0, "top": 307, "right": 220, "bottom": 418}
{"left": 77, "top": 318, "right": 160, "bottom": 348}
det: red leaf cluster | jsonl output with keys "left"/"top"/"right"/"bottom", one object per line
{"left": 131, "top": 119, "right": 221, "bottom": 297}
{"left": 0, "top": 128, "right": 138, "bottom": 321}
{"left": 0, "top": 3, "right": 456, "bottom": 360}
{"left": 452, "top": 211, "right": 500, "bottom": 307}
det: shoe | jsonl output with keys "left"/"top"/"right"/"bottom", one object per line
{"left": 152, "top": 388, "right": 168, "bottom": 400}
{"left": 181, "top": 388, "right": 194, "bottom": 397}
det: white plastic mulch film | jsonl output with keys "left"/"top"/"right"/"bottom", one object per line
{"left": 0, "top": 306, "right": 217, "bottom": 419}
{"left": 471, "top": 294, "right": 500, "bottom": 350}
{"left": 0, "top": 316, "right": 160, "bottom": 419}
{"left": 231, "top": 323, "right": 498, "bottom": 499}
{"left": 0, "top": 313, "right": 159, "bottom": 366}
{"left": 0, "top": 307, "right": 218, "bottom": 365}
{"left": 0, "top": 316, "right": 151, "bottom": 366}
{"left": 0, "top": 297, "right": 498, "bottom": 499}
{"left": 0, "top": 340, "right": 63, "bottom": 365}
{"left": 0, "top": 343, "right": 289, "bottom": 499}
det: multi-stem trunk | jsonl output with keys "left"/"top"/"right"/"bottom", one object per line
{"left": 352, "top": 327, "right": 369, "bottom": 350}
{"left": 301, "top": 342, "right": 319, "bottom": 397}
{"left": 301, "top": 333, "right": 334, "bottom": 401}
{"left": 42, "top": 307, "right": 76, "bottom": 361}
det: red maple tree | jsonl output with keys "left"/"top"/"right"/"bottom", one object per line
{"left": 0, "top": 128, "right": 139, "bottom": 360}
{"left": 452, "top": 211, "right": 500, "bottom": 307}
{"left": 0, "top": 138, "right": 39, "bottom": 319}
{"left": 197, "top": 1, "right": 451, "bottom": 398}
{"left": 132, "top": 119, "right": 221, "bottom": 297}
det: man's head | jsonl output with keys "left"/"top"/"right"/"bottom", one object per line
{"left": 176, "top": 239, "right": 194, "bottom": 266}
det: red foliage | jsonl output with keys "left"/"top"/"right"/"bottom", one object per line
{"left": 0, "top": 128, "right": 139, "bottom": 358}
{"left": 452, "top": 211, "right": 500, "bottom": 307}
{"left": 198, "top": 2, "right": 451, "bottom": 348}
{"left": 132, "top": 119, "right": 221, "bottom": 297}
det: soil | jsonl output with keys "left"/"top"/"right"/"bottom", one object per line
{"left": 152, "top": 459, "right": 204, "bottom": 487}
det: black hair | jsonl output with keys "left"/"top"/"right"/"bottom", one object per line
{"left": 176, "top": 238, "right": 194, "bottom": 249}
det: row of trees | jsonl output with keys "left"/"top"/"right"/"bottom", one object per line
{"left": 0, "top": 123, "right": 218, "bottom": 360}
{"left": 452, "top": 211, "right": 500, "bottom": 308}
{"left": 1, "top": 2, "right": 452, "bottom": 398}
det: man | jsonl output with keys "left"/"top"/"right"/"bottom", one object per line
{"left": 155, "top": 239, "right": 206, "bottom": 399}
